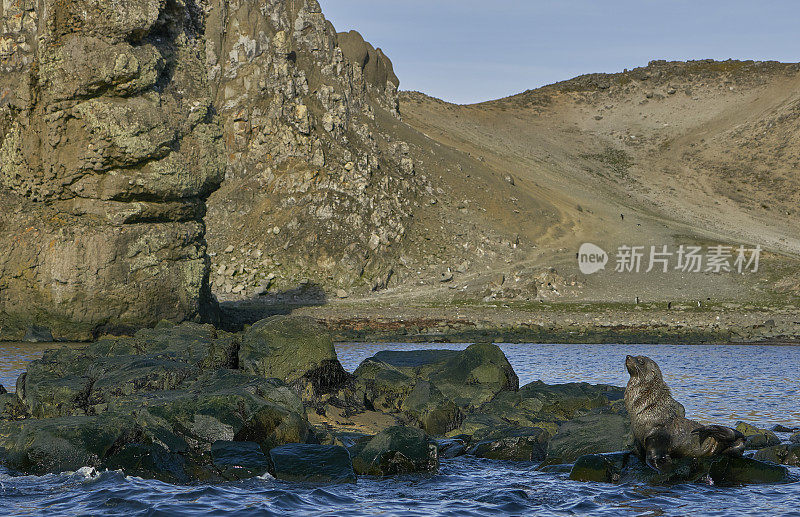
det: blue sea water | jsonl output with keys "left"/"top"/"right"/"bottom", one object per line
{"left": 1, "top": 342, "right": 798, "bottom": 516}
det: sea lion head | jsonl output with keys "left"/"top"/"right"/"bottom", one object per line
{"left": 625, "top": 355, "right": 664, "bottom": 386}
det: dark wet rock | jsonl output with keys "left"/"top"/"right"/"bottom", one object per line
{"left": 753, "top": 444, "right": 800, "bottom": 467}
{"left": 239, "top": 316, "right": 350, "bottom": 398}
{"left": 570, "top": 452, "right": 791, "bottom": 486}
{"left": 211, "top": 441, "right": 271, "bottom": 480}
{"left": 269, "top": 444, "right": 356, "bottom": 483}
{"left": 771, "top": 425, "right": 798, "bottom": 433}
{"left": 23, "top": 326, "right": 54, "bottom": 343}
{"left": 350, "top": 426, "right": 438, "bottom": 476}
{"left": 569, "top": 452, "right": 638, "bottom": 483}
{"left": 467, "top": 426, "right": 550, "bottom": 462}
{"left": 791, "top": 432, "right": 800, "bottom": 444}
{"left": 708, "top": 455, "right": 790, "bottom": 485}
{"left": 736, "top": 421, "right": 781, "bottom": 449}
{"left": 436, "top": 438, "right": 467, "bottom": 459}
{"left": 542, "top": 403, "right": 632, "bottom": 466}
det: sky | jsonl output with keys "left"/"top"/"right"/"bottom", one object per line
{"left": 318, "top": 0, "right": 799, "bottom": 104}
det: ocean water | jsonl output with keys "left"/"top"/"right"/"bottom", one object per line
{"left": 0, "top": 342, "right": 798, "bottom": 516}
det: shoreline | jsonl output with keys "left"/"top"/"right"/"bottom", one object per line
{"left": 3, "top": 302, "right": 798, "bottom": 345}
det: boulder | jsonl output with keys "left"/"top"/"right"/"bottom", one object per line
{"left": 239, "top": 316, "right": 350, "bottom": 397}
{"left": 450, "top": 381, "right": 624, "bottom": 439}
{"left": 211, "top": 441, "right": 271, "bottom": 480}
{"left": 399, "top": 381, "right": 462, "bottom": 436}
{"left": 708, "top": 456, "right": 790, "bottom": 485}
{"left": 354, "top": 343, "right": 518, "bottom": 416}
{"left": 436, "top": 438, "right": 467, "bottom": 459}
{"left": 791, "top": 432, "right": 800, "bottom": 444}
{"left": 543, "top": 404, "right": 632, "bottom": 466}
{"left": 467, "top": 426, "right": 550, "bottom": 462}
{"left": 350, "top": 426, "right": 438, "bottom": 476}
{"left": 269, "top": 444, "right": 356, "bottom": 483}
{"left": 753, "top": 444, "right": 800, "bottom": 467}
{"left": 736, "top": 422, "right": 781, "bottom": 449}
{"left": 570, "top": 452, "right": 791, "bottom": 486}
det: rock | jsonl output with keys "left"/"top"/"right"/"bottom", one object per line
{"left": 791, "top": 432, "right": 800, "bottom": 444}
{"left": 771, "top": 425, "right": 797, "bottom": 433}
{"left": 269, "top": 444, "right": 356, "bottom": 483}
{"left": 753, "top": 444, "right": 800, "bottom": 466}
{"left": 335, "top": 289, "right": 349, "bottom": 299}
{"left": 0, "top": 393, "right": 28, "bottom": 421}
{"left": 211, "top": 441, "right": 271, "bottom": 480}
{"left": 467, "top": 427, "right": 550, "bottom": 462}
{"left": 354, "top": 343, "right": 518, "bottom": 425}
{"left": 239, "top": 316, "right": 350, "bottom": 398}
{"left": 439, "top": 270, "right": 454, "bottom": 283}
{"left": 399, "top": 381, "right": 462, "bottom": 436}
{"left": 224, "top": 245, "right": 235, "bottom": 253}
{"left": 22, "top": 326, "right": 54, "bottom": 343}
{"left": 470, "top": 381, "right": 624, "bottom": 435}
{"left": 0, "top": 320, "right": 321, "bottom": 482}
{"left": 570, "top": 452, "right": 791, "bottom": 486}
{"left": 350, "top": 426, "right": 438, "bottom": 476}
{"left": 569, "top": 452, "right": 631, "bottom": 483}
{"left": 736, "top": 421, "right": 781, "bottom": 449}
{"left": 543, "top": 404, "right": 632, "bottom": 465}
{"left": 436, "top": 438, "right": 467, "bottom": 459}
{"left": 0, "top": 0, "right": 224, "bottom": 339}
{"left": 708, "top": 455, "right": 790, "bottom": 485}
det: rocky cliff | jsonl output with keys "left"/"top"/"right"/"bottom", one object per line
{"left": 0, "top": 0, "right": 225, "bottom": 339}
{"left": 0, "top": 0, "right": 427, "bottom": 337}
{"left": 203, "top": 0, "right": 425, "bottom": 300}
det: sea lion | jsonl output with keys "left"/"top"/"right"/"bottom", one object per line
{"left": 624, "top": 355, "right": 745, "bottom": 471}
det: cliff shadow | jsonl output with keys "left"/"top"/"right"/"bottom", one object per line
{"left": 216, "top": 282, "right": 328, "bottom": 331}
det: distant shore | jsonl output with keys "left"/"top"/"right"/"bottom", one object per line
{"left": 237, "top": 301, "right": 800, "bottom": 344}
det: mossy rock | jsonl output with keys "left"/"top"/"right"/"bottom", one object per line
{"left": 239, "top": 316, "right": 349, "bottom": 396}
{"left": 354, "top": 343, "right": 518, "bottom": 414}
{"left": 753, "top": 444, "right": 800, "bottom": 467}
{"left": 736, "top": 422, "right": 781, "bottom": 449}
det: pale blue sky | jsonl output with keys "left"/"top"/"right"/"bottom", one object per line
{"left": 318, "top": 1, "right": 799, "bottom": 104}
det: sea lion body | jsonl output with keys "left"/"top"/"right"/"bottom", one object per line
{"left": 624, "top": 355, "right": 745, "bottom": 471}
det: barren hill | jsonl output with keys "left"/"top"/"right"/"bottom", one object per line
{"left": 389, "top": 59, "right": 800, "bottom": 306}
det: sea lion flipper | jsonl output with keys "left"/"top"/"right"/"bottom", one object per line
{"left": 643, "top": 428, "right": 672, "bottom": 472}
{"left": 692, "top": 425, "right": 746, "bottom": 456}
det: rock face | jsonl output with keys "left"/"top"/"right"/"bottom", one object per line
{"left": 0, "top": 0, "right": 225, "bottom": 340}
{"left": 203, "top": 0, "right": 425, "bottom": 298}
